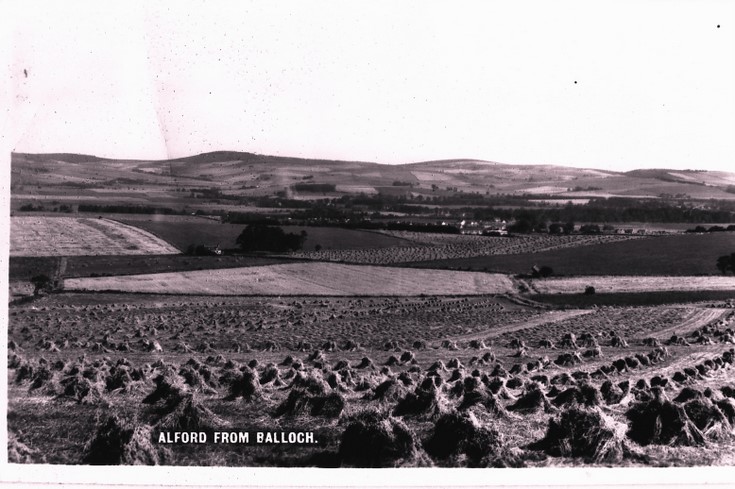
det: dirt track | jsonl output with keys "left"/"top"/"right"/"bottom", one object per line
{"left": 443, "top": 309, "right": 594, "bottom": 343}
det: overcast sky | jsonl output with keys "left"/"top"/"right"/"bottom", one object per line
{"left": 7, "top": 0, "right": 735, "bottom": 171}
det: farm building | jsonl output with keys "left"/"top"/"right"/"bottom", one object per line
{"left": 459, "top": 219, "right": 508, "bottom": 236}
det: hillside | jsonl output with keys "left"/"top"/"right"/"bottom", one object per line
{"left": 11, "top": 151, "right": 735, "bottom": 203}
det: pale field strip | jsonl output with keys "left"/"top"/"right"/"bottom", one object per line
{"left": 287, "top": 232, "right": 645, "bottom": 264}
{"left": 63, "top": 262, "right": 516, "bottom": 296}
{"left": 532, "top": 275, "right": 735, "bottom": 294}
{"left": 10, "top": 217, "right": 180, "bottom": 257}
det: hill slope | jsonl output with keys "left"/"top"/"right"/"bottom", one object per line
{"left": 11, "top": 151, "right": 735, "bottom": 201}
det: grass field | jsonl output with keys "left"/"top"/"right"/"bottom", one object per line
{"left": 10, "top": 217, "right": 180, "bottom": 257}
{"left": 405, "top": 232, "right": 735, "bottom": 276}
{"left": 115, "top": 216, "right": 413, "bottom": 252}
{"left": 63, "top": 263, "right": 515, "bottom": 296}
{"left": 530, "top": 275, "right": 735, "bottom": 295}
{"left": 8, "top": 255, "right": 303, "bottom": 283}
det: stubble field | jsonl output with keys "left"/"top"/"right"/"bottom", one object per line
{"left": 10, "top": 217, "right": 180, "bottom": 257}
{"left": 8, "top": 290, "right": 735, "bottom": 467}
{"left": 286, "top": 232, "right": 645, "bottom": 264}
{"left": 529, "top": 276, "right": 735, "bottom": 295}
{"left": 63, "top": 263, "right": 516, "bottom": 296}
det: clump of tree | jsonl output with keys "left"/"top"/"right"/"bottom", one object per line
{"left": 30, "top": 274, "right": 53, "bottom": 296}
{"left": 532, "top": 266, "right": 554, "bottom": 278}
{"left": 236, "top": 225, "right": 307, "bottom": 252}
{"left": 579, "top": 224, "right": 601, "bottom": 235}
{"left": 716, "top": 253, "right": 735, "bottom": 274}
{"left": 19, "top": 203, "right": 46, "bottom": 212}
{"left": 185, "top": 244, "right": 220, "bottom": 256}
{"left": 548, "top": 222, "right": 575, "bottom": 235}
{"left": 291, "top": 183, "right": 336, "bottom": 193}
{"left": 687, "top": 225, "right": 735, "bottom": 233}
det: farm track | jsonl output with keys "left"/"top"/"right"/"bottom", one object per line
{"left": 443, "top": 309, "right": 595, "bottom": 343}
{"left": 648, "top": 308, "right": 731, "bottom": 340}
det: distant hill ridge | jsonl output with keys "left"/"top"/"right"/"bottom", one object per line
{"left": 11, "top": 151, "right": 735, "bottom": 200}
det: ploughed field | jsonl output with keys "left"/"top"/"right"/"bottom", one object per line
{"left": 8, "top": 292, "right": 735, "bottom": 467}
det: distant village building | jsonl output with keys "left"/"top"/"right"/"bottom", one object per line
{"left": 459, "top": 219, "right": 508, "bottom": 236}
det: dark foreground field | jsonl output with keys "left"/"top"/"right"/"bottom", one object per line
{"left": 8, "top": 292, "right": 735, "bottom": 467}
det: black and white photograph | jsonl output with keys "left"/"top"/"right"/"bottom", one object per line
{"left": 2, "top": 0, "right": 735, "bottom": 485}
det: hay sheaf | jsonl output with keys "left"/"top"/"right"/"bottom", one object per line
{"left": 155, "top": 394, "right": 227, "bottom": 431}
{"left": 424, "top": 411, "right": 503, "bottom": 466}
{"left": 507, "top": 385, "right": 555, "bottom": 414}
{"left": 552, "top": 383, "right": 602, "bottom": 408}
{"left": 393, "top": 385, "right": 446, "bottom": 419}
{"left": 58, "top": 374, "right": 106, "bottom": 405}
{"left": 528, "top": 407, "right": 629, "bottom": 464}
{"left": 683, "top": 397, "right": 732, "bottom": 440}
{"left": 226, "top": 368, "right": 262, "bottom": 401}
{"left": 275, "top": 385, "right": 345, "bottom": 418}
{"left": 373, "top": 379, "right": 410, "bottom": 403}
{"left": 289, "top": 370, "right": 331, "bottom": 394}
{"left": 458, "top": 389, "right": 507, "bottom": 417}
{"left": 338, "top": 410, "right": 429, "bottom": 468}
{"left": 82, "top": 414, "right": 162, "bottom": 465}
{"left": 625, "top": 389, "right": 706, "bottom": 447}
{"left": 143, "top": 372, "right": 190, "bottom": 410}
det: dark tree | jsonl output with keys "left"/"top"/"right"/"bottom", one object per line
{"left": 539, "top": 266, "right": 554, "bottom": 278}
{"left": 584, "top": 286, "right": 596, "bottom": 295}
{"left": 30, "top": 274, "right": 52, "bottom": 296}
{"left": 563, "top": 221, "right": 575, "bottom": 234}
{"left": 716, "top": 253, "right": 735, "bottom": 274}
{"left": 548, "top": 222, "right": 564, "bottom": 235}
{"left": 580, "top": 224, "right": 601, "bottom": 235}
{"left": 236, "top": 224, "right": 306, "bottom": 252}
{"left": 508, "top": 219, "right": 533, "bottom": 234}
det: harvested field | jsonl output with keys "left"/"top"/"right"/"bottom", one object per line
{"left": 491, "top": 307, "right": 731, "bottom": 347}
{"left": 7, "top": 290, "right": 735, "bottom": 467}
{"left": 63, "top": 263, "right": 515, "bottom": 296}
{"left": 286, "top": 233, "right": 645, "bottom": 265}
{"left": 532, "top": 291, "right": 735, "bottom": 308}
{"left": 6, "top": 293, "right": 540, "bottom": 350}
{"left": 10, "top": 217, "right": 179, "bottom": 257}
{"left": 531, "top": 276, "right": 735, "bottom": 295}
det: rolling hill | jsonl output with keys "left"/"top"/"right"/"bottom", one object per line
{"left": 11, "top": 151, "right": 735, "bottom": 202}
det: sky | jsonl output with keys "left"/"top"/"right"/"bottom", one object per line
{"left": 6, "top": 0, "right": 735, "bottom": 171}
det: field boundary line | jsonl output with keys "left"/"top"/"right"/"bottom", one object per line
{"left": 106, "top": 217, "right": 184, "bottom": 253}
